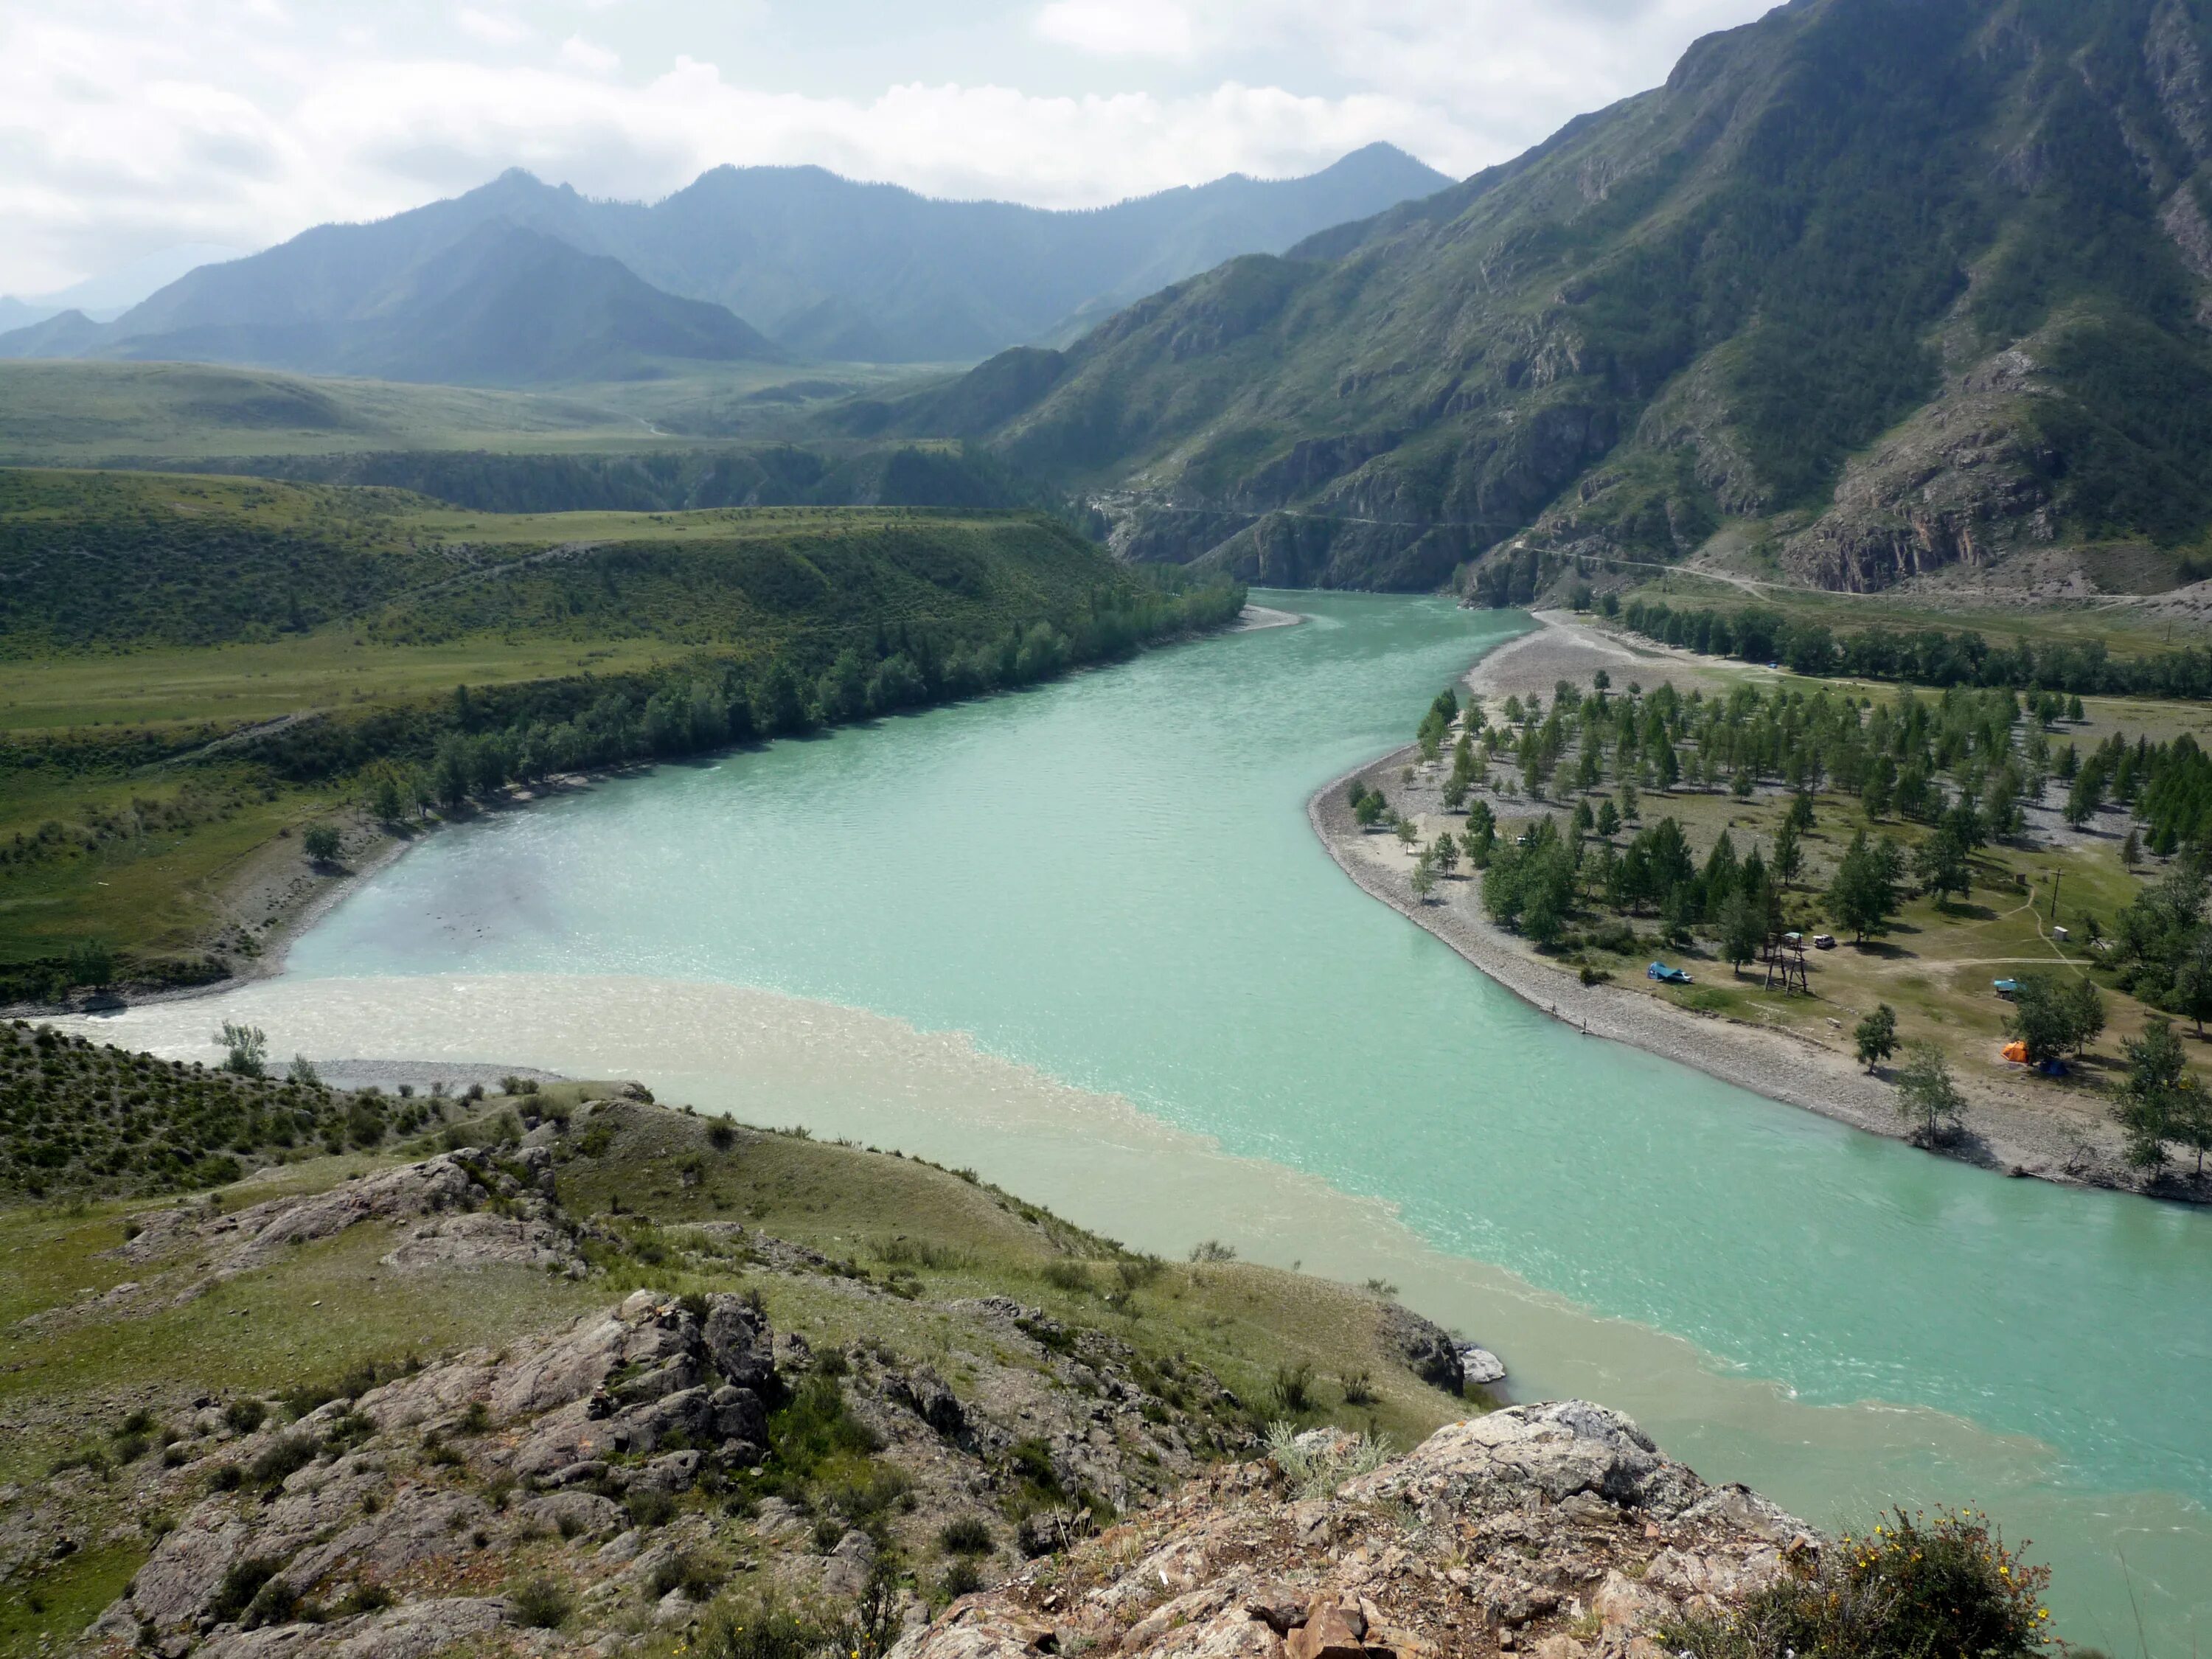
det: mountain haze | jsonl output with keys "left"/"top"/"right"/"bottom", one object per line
{"left": 0, "top": 224, "right": 784, "bottom": 386}
{"left": 0, "top": 147, "right": 1452, "bottom": 381}
{"left": 863, "top": 0, "right": 2212, "bottom": 596}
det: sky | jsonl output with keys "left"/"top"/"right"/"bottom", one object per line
{"left": 0, "top": 0, "right": 1779, "bottom": 299}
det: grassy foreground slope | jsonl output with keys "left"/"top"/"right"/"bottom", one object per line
{"left": 0, "top": 1046, "right": 1470, "bottom": 1651}
{"left": 0, "top": 469, "right": 1243, "bottom": 999}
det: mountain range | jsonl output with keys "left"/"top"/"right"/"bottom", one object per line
{"left": 0, "top": 242, "right": 248, "bottom": 333}
{"left": 0, "top": 146, "right": 1451, "bottom": 384}
{"left": 855, "top": 0, "right": 2212, "bottom": 596}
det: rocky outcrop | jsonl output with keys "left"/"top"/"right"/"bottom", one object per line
{"left": 110, "top": 1149, "right": 582, "bottom": 1295}
{"left": 89, "top": 1289, "right": 779, "bottom": 1649}
{"left": 1377, "top": 1305, "right": 1466, "bottom": 1397}
{"left": 888, "top": 1406, "right": 1812, "bottom": 1659}
{"left": 1781, "top": 348, "right": 2054, "bottom": 594}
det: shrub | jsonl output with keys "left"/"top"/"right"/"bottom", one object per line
{"left": 225, "top": 1399, "right": 268, "bottom": 1434}
{"left": 708, "top": 1120, "right": 737, "bottom": 1150}
{"left": 1661, "top": 1509, "right": 2050, "bottom": 1659}
{"left": 339, "top": 1584, "right": 394, "bottom": 1616}
{"left": 1262, "top": 1422, "right": 1395, "bottom": 1500}
{"left": 942, "top": 1558, "right": 984, "bottom": 1597}
{"left": 248, "top": 1433, "right": 318, "bottom": 1491}
{"left": 825, "top": 1466, "right": 913, "bottom": 1526}
{"left": 1270, "top": 1362, "right": 1315, "bottom": 1416}
{"left": 813, "top": 1515, "right": 846, "bottom": 1551}
{"left": 243, "top": 1576, "right": 302, "bottom": 1630}
{"left": 1188, "top": 1239, "right": 1237, "bottom": 1262}
{"left": 650, "top": 1551, "right": 724, "bottom": 1601}
{"left": 510, "top": 1577, "right": 572, "bottom": 1630}
{"left": 209, "top": 1559, "right": 279, "bottom": 1623}
{"left": 940, "top": 1517, "right": 995, "bottom": 1555}
{"left": 626, "top": 1488, "right": 678, "bottom": 1529}
{"left": 1040, "top": 1260, "right": 1093, "bottom": 1295}
{"left": 207, "top": 1462, "right": 243, "bottom": 1492}
{"left": 701, "top": 1595, "right": 819, "bottom": 1659}
{"left": 1008, "top": 1439, "right": 1062, "bottom": 1500}
{"left": 1339, "top": 1370, "right": 1377, "bottom": 1406}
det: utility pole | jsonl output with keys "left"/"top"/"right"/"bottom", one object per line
{"left": 2049, "top": 870, "right": 2062, "bottom": 925}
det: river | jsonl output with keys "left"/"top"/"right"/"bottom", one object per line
{"left": 74, "top": 593, "right": 2212, "bottom": 1646}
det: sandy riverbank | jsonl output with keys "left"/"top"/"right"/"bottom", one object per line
{"left": 1307, "top": 610, "right": 2167, "bottom": 1200}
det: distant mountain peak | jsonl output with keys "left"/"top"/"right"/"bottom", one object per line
{"left": 1, "top": 145, "right": 1454, "bottom": 375}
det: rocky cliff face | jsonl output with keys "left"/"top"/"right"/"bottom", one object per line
{"left": 892, "top": 1408, "right": 1809, "bottom": 1659}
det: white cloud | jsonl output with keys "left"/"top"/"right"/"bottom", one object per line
{"left": 0, "top": 0, "right": 1778, "bottom": 296}
{"left": 1035, "top": 0, "right": 1194, "bottom": 59}
{"left": 456, "top": 7, "right": 533, "bottom": 47}
{"left": 558, "top": 34, "right": 621, "bottom": 74}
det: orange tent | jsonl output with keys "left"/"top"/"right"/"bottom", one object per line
{"left": 2002, "top": 1040, "right": 2028, "bottom": 1063}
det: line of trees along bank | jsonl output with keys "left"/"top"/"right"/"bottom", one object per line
{"left": 1597, "top": 593, "right": 2212, "bottom": 700}
{"left": 248, "top": 578, "right": 1248, "bottom": 808}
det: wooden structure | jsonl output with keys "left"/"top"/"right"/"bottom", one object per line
{"left": 1761, "top": 933, "right": 1810, "bottom": 994}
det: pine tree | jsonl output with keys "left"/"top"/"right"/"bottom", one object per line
{"left": 1854, "top": 1004, "right": 1899, "bottom": 1072}
{"left": 1773, "top": 817, "right": 1803, "bottom": 888}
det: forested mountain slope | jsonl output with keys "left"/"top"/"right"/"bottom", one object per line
{"left": 859, "top": 0, "right": 2212, "bottom": 596}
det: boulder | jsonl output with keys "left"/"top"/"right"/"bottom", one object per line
{"left": 378, "top": 1212, "right": 581, "bottom": 1275}
{"left": 1287, "top": 1600, "right": 1366, "bottom": 1659}
{"left": 630, "top": 1450, "right": 704, "bottom": 1494}
{"left": 276, "top": 1485, "right": 492, "bottom": 1590}
{"left": 1377, "top": 1306, "right": 1463, "bottom": 1396}
{"left": 1341, "top": 1403, "right": 1736, "bottom": 1521}
{"left": 114, "top": 1503, "right": 252, "bottom": 1629}
{"left": 712, "top": 1384, "right": 769, "bottom": 1453}
{"left": 1458, "top": 1346, "right": 1506, "bottom": 1388}
{"left": 891, "top": 1366, "right": 967, "bottom": 1438}
{"left": 705, "top": 1294, "right": 775, "bottom": 1391}
{"left": 823, "top": 1528, "right": 878, "bottom": 1599}
{"left": 521, "top": 1489, "right": 625, "bottom": 1540}
{"left": 607, "top": 1384, "right": 716, "bottom": 1455}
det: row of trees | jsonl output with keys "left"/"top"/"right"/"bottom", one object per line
{"left": 1457, "top": 671, "right": 2067, "bottom": 853}
{"left": 286, "top": 588, "right": 1243, "bottom": 820}
{"left": 1605, "top": 594, "right": 2212, "bottom": 700}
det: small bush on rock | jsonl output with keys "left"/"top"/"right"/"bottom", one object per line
{"left": 512, "top": 1576, "right": 572, "bottom": 1630}
{"left": 209, "top": 1559, "right": 279, "bottom": 1623}
{"left": 1662, "top": 1509, "right": 2050, "bottom": 1659}
{"left": 940, "top": 1517, "right": 994, "bottom": 1555}
{"left": 248, "top": 1433, "right": 316, "bottom": 1491}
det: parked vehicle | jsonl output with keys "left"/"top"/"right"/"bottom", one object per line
{"left": 1812, "top": 933, "right": 1836, "bottom": 950}
{"left": 1647, "top": 962, "right": 1694, "bottom": 985}
{"left": 1994, "top": 978, "right": 2019, "bottom": 998}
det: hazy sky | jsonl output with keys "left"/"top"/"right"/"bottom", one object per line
{"left": 2, "top": 0, "right": 1778, "bottom": 296}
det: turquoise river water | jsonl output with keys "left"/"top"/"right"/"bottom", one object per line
{"left": 81, "top": 594, "right": 2212, "bottom": 1646}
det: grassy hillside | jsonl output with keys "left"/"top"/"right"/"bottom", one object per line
{"left": 0, "top": 361, "right": 934, "bottom": 466}
{"left": 0, "top": 1059, "right": 1470, "bottom": 1651}
{"left": 860, "top": 0, "right": 2212, "bottom": 599}
{"left": 0, "top": 470, "right": 1244, "bottom": 998}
